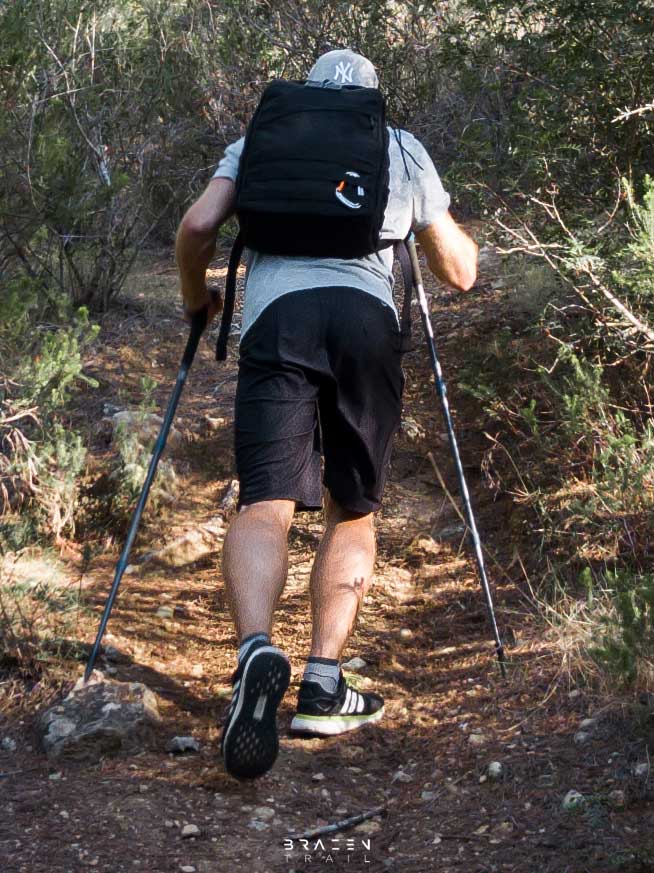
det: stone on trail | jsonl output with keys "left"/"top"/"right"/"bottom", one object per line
{"left": 406, "top": 535, "right": 440, "bottom": 559}
{"left": 110, "top": 410, "right": 183, "bottom": 451}
{"left": 181, "top": 824, "right": 201, "bottom": 838}
{"left": 1, "top": 737, "right": 17, "bottom": 753}
{"left": 167, "top": 736, "right": 200, "bottom": 754}
{"left": 392, "top": 769, "right": 414, "bottom": 783}
{"left": 252, "top": 806, "right": 275, "bottom": 821}
{"left": 137, "top": 517, "right": 225, "bottom": 570}
{"left": 574, "top": 730, "right": 591, "bottom": 746}
{"left": 38, "top": 672, "right": 161, "bottom": 762}
{"left": 342, "top": 657, "right": 367, "bottom": 671}
{"left": 608, "top": 789, "right": 626, "bottom": 809}
{"left": 220, "top": 479, "right": 240, "bottom": 515}
{"left": 487, "top": 761, "right": 503, "bottom": 781}
{"left": 562, "top": 790, "right": 586, "bottom": 811}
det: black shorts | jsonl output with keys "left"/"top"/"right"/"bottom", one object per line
{"left": 234, "top": 287, "right": 404, "bottom": 514}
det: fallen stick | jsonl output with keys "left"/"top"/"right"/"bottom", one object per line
{"left": 288, "top": 805, "right": 386, "bottom": 840}
{"left": 0, "top": 767, "right": 42, "bottom": 779}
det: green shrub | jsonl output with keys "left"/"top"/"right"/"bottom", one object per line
{"left": 0, "top": 279, "right": 98, "bottom": 544}
{"left": 593, "top": 570, "right": 654, "bottom": 687}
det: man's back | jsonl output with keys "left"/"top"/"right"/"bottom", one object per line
{"left": 213, "top": 127, "right": 451, "bottom": 337}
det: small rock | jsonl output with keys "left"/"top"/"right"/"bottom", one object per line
{"left": 392, "top": 769, "right": 413, "bottom": 783}
{"left": 220, "top": 479, "right": 240, "bottom": 515}
{"left": 574, "top": 731, "right": 591, "bottom": 746}
{"left": 205, "top": 416, "right": 226, "bottom": 432}
{"left": 355, "top": 819, "right": 382, "bottom": 835}
{"left": 111, "top": 411, "right": 182, "bottom": 451}
{"left": 164, "top": 820, "right": 174, "bottom": 828}
{"left": 48, "top": 771, "right": 63, "bottom": 781}
{"left": 181, "top": 824, "right": 200, "bottom": 839}
{"left": 494, "top": 821, "right": 513, "bottom": 836}
{"left": 608, "top": 789, "right": 625, "bottom": 809}
{"left": 248, "top": 820, "right": 269, "bottom": 831}
{"left": 436, "top": 522, "right": 466, "bottom": 540}
{"left": 180, "top": 867, "right": 196, "bottom": 873}
{"left": 400, "top": 417, "right": 425, "bottom": 441}
{"left": 579, "top": 717, "right": 597, "bottom": 731}
{"left": 562, "top": 790, "right": 586, "bottom": 811}
{"left": 342, "top": 657, "right": 367, "bottom": 671}
{"left": 407, "top": 535, "right": 440, "bottom": 559}
{"left": 252, "top": 806, "right": 275, "bottom": 821}
{"left": 191, "top": 664, "right": 204, "bottom": 678}
{"left": 487, "top": 761, "right": 503, "bottom": 781}
{"left": 468, "top": 733, "right": 487, "bottom": 748}
{"left": 156, "top": 605, "right": 174, "bottom": 620}
{"left": 167, "top": 736, "right": 201, "bottom": 754}
{"left": 634, "top": 762, "right": 649, "bottom": 778}
{"left": 312, "top": 772, "right": 326, "bottom": 781}
{"left": 1, "top": 737, "right": 17, "bottom": 753}
{"left": 399, "top": 628, "right": 413, "bottom": 640}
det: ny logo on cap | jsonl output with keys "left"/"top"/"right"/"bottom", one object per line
{"left": 334, "top": 62, "right": 354, "bottom": 84}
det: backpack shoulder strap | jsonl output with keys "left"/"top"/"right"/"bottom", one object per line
{"left": 216, "top": 230, "right": 245, "bottom": 361}
{"left": 395, "top": 237, "right": 415, "bottom": 353}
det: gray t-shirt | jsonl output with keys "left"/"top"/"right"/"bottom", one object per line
{"left": 213, "top": 129, "right": 450, "bottom": 337}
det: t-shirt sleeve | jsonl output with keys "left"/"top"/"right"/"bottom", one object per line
{"left": 212, "top": 137, "right": 245, "bottom": 182}
{"left": 407, "top": 136, "right": 451, "bottom": 231}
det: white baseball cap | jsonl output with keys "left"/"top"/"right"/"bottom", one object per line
{"left": 307, "top": 49, "right": 378, "bottom": 89}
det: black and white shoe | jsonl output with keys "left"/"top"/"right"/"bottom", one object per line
{"left": 289, "top": 672, "right": 384, "bottom": 737}
{"left": 220, "top": 642, "right": 291, "bottom": 779}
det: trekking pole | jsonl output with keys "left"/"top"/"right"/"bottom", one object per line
{"left": 406, "top": 235, "right": 507, "bottom": 678}
{"left": 84, "top": 305, "right": 211, "bottom": 681}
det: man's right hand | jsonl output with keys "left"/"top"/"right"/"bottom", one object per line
{"left": 183, "top": 286, "right": 223, "bottom": 326}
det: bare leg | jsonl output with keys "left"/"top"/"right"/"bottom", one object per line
{"left": 222, "top": 499, "right": 295, "bottom": 642}
{"left": 309, "top": 493, "right": 376, "bottom": 660}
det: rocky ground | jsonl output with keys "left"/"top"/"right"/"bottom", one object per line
{"left": 2, "top": 245, "right": 654, "bottom": 873}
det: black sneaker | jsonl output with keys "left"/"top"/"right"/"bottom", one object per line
{"left": 220, "top": 642, "right": 291, "bottom": 779}
{"left": 289, "top": 672, "right": 384, "bottom": 736}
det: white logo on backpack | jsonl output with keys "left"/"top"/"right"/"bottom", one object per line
{"left": 334, "top": 62, "right": 354, "bottom": 84}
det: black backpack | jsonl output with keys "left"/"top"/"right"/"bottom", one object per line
{"left": 216, "top": 79, "right": 413, "bottom": 360}
{"left": 235, "top": 79, "right": 390, "bottom": 258}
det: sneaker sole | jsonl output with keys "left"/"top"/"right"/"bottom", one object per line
{"left": 289, "top": 706, "right": 385, "bottom": 737}
{"left": 221, "top": 647, "right": 291, "bottom": 779}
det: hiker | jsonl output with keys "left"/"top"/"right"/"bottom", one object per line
{"left": 176, "top": 49, "right": 478, "bottom": 780}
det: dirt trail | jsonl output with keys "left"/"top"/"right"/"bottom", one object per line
{"left": 2, "top": 247, "right": 653, "bottom": 873}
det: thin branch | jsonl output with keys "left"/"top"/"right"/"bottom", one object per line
{"left": 612, "top": 102, "right": 654, "bottom": 123}
{"left": 287, "top": 806, "right": 386, "bottom": 841}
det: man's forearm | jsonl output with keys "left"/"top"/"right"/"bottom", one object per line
{"left": 175, "top": 177, "right": 236, "bottom": 313}
{"left": 176, "top": 224, "right": 217, "bottom": 312}
{"left": 416, "top": 213, "right": 478, "bottom": 292}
